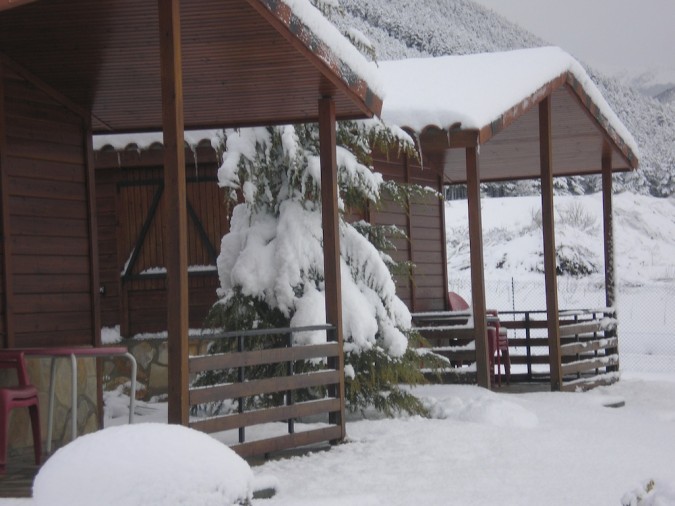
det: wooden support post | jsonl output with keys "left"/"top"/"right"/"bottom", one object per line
{"left": 158, "top": 0, "right": 189, "bottom": 425}
{"left": 602, "top": 145, "right": 619, "bottom": 371}
{"left": 602, "top": 147, "right": 615, "bottom": 309}
{"left": 403, "top": 151, "right": 416, "bottom": 311}
{"left": 84, "top": 125, "right": 101, "bottom": 347}
{"left": 0, "top": 65, "right": 15, "bottom": 348}
{"left": 439, "top": 170, "right": 450, "bottom": 311}
{"left": 466, "top": 145, "right": 491, "bottom": 389}
{"left": 319, "top": 97, "right": 346, "bottom": 439}
{"left": 539, "top": 97, "right": 562, "bottom": 391}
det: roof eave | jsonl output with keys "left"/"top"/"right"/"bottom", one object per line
{"left": 248, "top": 0, "right": 383, "bottom": 119}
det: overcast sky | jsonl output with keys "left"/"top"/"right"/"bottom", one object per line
{"left": 472, "top": 0, "right": 675, "bottom": 79}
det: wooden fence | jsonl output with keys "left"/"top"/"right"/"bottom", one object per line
{"left": 188, "top": 324, "right": 344, "bottom": 458}
{"left": 413, "top": 308, "right": 619, "bottom": 391}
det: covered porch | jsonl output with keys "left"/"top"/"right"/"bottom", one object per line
{"left": 371, "top": 47, "right": 639, "bottom": 391}
{"left": 0, "top": 0, "right": 383, "bottom": 481}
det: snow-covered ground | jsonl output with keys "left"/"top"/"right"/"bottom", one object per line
{"left": 3, "top": 372, "right": 675, "bottom": 505}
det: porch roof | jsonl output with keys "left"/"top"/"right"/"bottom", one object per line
{"left": 0, "top": 0, "right": 383, "bottom": 133}
{"left": 378, "top": 47, "right": 639, "bottom": 183}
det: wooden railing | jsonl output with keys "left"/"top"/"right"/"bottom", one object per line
{"left": 188, "top": 324, "right": 343, "bottom": 458}
{"left": 413, "top": 308, "right": 619, "bottom": 390}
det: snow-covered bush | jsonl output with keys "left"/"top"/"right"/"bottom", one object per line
{"left": 33, "top": 423, "right": 253, "bottom": 506}
{"left": 207, "top": 120, "right": 435, "bottom": 415}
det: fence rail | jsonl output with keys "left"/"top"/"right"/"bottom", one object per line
{"left": 187, "top": 324, "right": 343, "bottom": 458}
{"left": 414, "top": 308, "right": 619, "bottom": 390}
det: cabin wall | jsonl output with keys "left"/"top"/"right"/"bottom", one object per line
{"left": 95, "top": 145, "right": 229, "bottom": 337}
{"left": 371, "top": 150, "right": 448, "bottom": 312}
{"left": 0, "top": 63, "right": 99, "bottom": 454}
{"left": 1, "top": 66, "right": 94, "bottom": 348}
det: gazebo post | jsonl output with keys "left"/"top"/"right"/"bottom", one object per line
{"left": 466, "top": 144, "right": 491, "bottom": 389}
{"left": 158, "top": 0, "right": 190, "bottom": 425}
{"left": 319, "top": 96, "right": 346, "bottom": 439}
{"left": 602, "top": 144, "right": 619, "bottom": 371}
{"left": 539, "top": 97, "right": 562, "bottom": 391}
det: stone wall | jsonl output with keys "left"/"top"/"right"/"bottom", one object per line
{"left": 1, "top": 356, "right": 98, "bottom": 458}
{"left": 103, "top": 337, "right": 212, "bottom": 401}
{"left": 2, "top": 337, "right": 211, "bottom": 459}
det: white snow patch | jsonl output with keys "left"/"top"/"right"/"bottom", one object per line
{"left": 33, "top": 423, "right": 253, "bottom": 506}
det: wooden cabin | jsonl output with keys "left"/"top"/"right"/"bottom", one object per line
{"left": 370, "top": 47, "right": 638, "bottom": 391}
{"left": 0, "top": 0, "right": 382, "bottom": 464}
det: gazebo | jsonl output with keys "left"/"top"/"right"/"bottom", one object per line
{"left": 0, "top": 0, "right": 382, "bottom": 458}
{"left": 368, "top": 47, "right": 639, "bottom": 391}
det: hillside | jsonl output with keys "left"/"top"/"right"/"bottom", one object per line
{"left": 446, "top": 193, "right": 675, "bottom": 288}
{"left": 333, "top": 0, "right": 675, "bottom": 196}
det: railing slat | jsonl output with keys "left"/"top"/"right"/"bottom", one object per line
{"left": 561, "top": 354, "right": 619, "bottom": 376}
{"left": 559, "top": 321, "right": 603, "bottom": 338}
{"left": 190, "top": 370, "right": 340, "bottom": 405}
{"left": 231, "top": 425, "right": 343, "bottom": 458}
{"left": 560, "top": 337, "right": 618, "bottom": 356}
{"left": 189, "top": 342, "right": 339, "bottom": 373}
{"left": 190, "top": 398, "right": 341, "bottom": 433}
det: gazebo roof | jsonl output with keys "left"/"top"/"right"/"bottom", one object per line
{"left": 378, "top": 47, "right": 638, "bottom": 183}
{"left": 0, "top": 0, "right": 383, "bottom": 133}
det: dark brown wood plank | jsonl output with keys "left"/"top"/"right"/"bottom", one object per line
{"left": 561, "top": 354, "right": 619, "bottom": 376}
{"left": 0, "top": 67, "right": 16, "bottom": 346}
{"left": 319, "top": 96, "right": 345, "bottom": 437}
{"left": 540, "top": 97, "right": 562, "bottom": 391}
{"left": 231, "top": 425, "right": 342, "bottom": 459}
{"left": 559, "top": 321, "right": 603, "bottom": 338}
{"left": 189, "top": 342, "right": 339, "bottom": 372}
{"left": 190, "top": 398, "right": 340, "bottom": 433}
{"left": 159, "top": 0, "right": 189, "bottom": 426}
{"left": 13, "top": 254, "right": 91, "bottom": 274}
{"left": 466, "top": 145, "right": 490, "bottom": 388}
{"left": 190, "top": 370, "right": 340, "bottom": 405}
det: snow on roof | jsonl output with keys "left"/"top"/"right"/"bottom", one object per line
{"left": 93, "top": 130, "right": 221, "bottom": 151}
{"left": 378, "top": 46, "right": 638, "bottom": 155}
{"left": 268, "top": 0, "right": 384, "bottom": 97}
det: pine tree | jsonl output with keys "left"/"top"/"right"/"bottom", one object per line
{"left": 206, "top": 120, "right": 436, "bottom": 416}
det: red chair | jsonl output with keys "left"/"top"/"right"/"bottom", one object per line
{"left": 0, "top": 350, "right": 41, "bottom": 472}
{"left": 448, "top": 292, "right": 510, "bottom": 386}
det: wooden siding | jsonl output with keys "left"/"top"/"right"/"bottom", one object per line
{"left": 371, "top": 150, "right": 447, "bottom": 312}
{"left": 2, "top": 67, "right": 93, "bottom": 347}
{"left": 95, "top": 145, "right": 230, "bottom": 336}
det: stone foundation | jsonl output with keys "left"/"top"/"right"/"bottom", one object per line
{"left": 2, "top": 337, "right": 211, "bottom": 458}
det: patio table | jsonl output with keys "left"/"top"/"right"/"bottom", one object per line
{"left": 21, "top": 346, "right": 137, "bottom": 453}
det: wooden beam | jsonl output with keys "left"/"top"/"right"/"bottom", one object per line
{"left": 602, "top": 143, "right": 619, "bottom": 372}
{"left": 404, "top": 151, "right": 416, "bottom": 311}
{"left": 0, "top": 64, "right": 15, "bottom": 348}
{"left": 439, "top": 171, "right": 450, "bottom": 311}
{"left": 319, "top": 96, "right": 346, "bottom": 439}
{"left": 539, "top": 96, "right": 562, "bottom": 391}
{"left": 602, "top": 145, "right": 615, "bottom": 308}
{"left": 84, "top": 123, "right": 101, "bottom": 347}
{"left": 158, "top": 0, "right": 189, "bottom": 425}
{"left": 466, "top": 145, "right": 490, "bottom": 389}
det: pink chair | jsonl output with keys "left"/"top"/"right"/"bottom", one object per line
{"left": 448, "top": 292, "right": 510, "bottom": 386}
{"left": 0, "top": 350, "right": 41, "bottom": 472}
